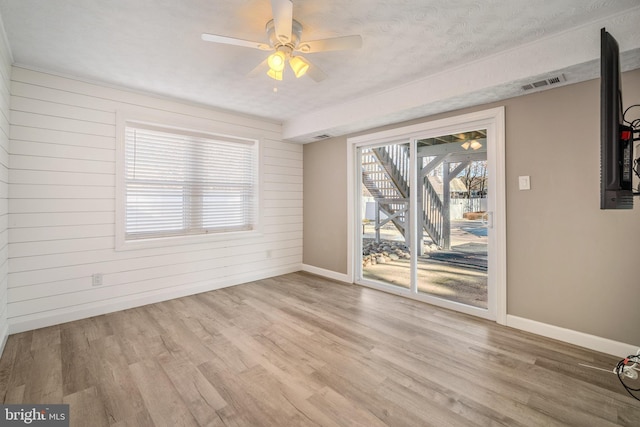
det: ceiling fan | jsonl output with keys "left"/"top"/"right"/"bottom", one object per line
{"left": 201, "top": 0, "right": 362, "bottom": 82}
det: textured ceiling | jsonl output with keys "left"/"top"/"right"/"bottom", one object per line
{"left": 0, "top": 0, "right": 639, "bottom": 142}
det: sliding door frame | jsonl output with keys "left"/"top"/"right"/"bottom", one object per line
{"left": 346, "top": 107, "right": 506, "bottom": 324}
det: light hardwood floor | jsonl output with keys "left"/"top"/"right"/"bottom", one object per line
{"left": 0, "top": 272, "right": 638, "bottom": 426}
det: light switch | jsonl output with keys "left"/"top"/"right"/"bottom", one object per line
{"left": 518, "top": 175, "right": 531, "bottom": 191}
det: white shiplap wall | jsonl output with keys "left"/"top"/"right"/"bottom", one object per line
{"left": 0, "top": 25, "right": 10, "bottom": 351}
{"left": 7, "top": 67, "right": 303, "bottom": 332}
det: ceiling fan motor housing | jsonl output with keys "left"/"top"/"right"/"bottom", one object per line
{"left": 266, "top": 19, "right": 303, "bottom": 50}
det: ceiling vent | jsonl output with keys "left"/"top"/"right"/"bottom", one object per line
{"left": 313, "top": 134, "right": 331, "bottom": 140}
{"left": 522, "top": 74, "right": 566, "bottom": 91}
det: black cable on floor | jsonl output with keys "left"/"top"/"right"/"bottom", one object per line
{"left": 615, "top": 355, "right": 640, "bottom": 401}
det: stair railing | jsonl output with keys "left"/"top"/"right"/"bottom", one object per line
{"left": 372, "top": 145, "right": 409, "bottom": 197}
{"left": 362, "top": 145, "right": 447, "bottom": 249}
{"left": 422, "top": 176, "right": 444, "bottom": 247}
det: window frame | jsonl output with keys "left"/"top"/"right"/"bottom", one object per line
{"left": 115, "top": 110, "right": 262, "bottom": 251}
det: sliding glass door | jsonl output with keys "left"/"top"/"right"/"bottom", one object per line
{"left": 352, "top": 108, "right": 504, "bottom": 321}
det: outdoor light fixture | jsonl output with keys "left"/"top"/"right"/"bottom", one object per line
{"left": 462, "top": 140, "right": 482, "bottom": 150}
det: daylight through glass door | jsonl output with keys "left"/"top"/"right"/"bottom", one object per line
{"left": 415, "top": 131, "right": 488, "bottom": 308}
{"left": 358, "top": 131, "right": 489, "bottom": 309}
{"left": 360, "top": 142, "right": 411, "bottom": 289}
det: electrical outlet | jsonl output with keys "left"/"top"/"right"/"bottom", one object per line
{"left": 92, "top": 273, "right": 103, "bottom": 286}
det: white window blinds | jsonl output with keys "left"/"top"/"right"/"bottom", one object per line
{"left": 124, "top": 124, "right": 257, "bottom": 241}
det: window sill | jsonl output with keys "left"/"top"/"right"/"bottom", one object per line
{"left": 115, "top": 228, "right": 262, "bottom": 251}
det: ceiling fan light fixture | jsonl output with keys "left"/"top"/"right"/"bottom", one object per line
{"left": 267, "top": 68, "right": 283, "bottom": 81}
{"left": 201, "top": 1, "right": 362, "bottom": 83}
{"left": 267, "top": 50, "right": 286, "bottom": 72}
{"left": 289, "top": 56, "right": 309, "bottom": 78}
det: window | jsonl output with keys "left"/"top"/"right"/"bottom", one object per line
{"left": 119, "top": 121, "right": 258, "bottom": 245}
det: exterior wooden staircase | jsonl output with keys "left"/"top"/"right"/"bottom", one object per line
{"left": 361, "top": 145, "right": 445, "bottom": 248}
{"left": 361, "top": 147, "right": 408, "bottom": 238}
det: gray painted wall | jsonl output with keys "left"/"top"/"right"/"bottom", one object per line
{"left": 303, "top": 69, "right": 640, "bottom": 346}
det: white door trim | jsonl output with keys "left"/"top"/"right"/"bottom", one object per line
{"left": 346, "top": 106, "right": 506, "bottom": 324}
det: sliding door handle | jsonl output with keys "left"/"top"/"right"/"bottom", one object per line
{"left": 482, "top": 211, "right": 494, "bottom": 229}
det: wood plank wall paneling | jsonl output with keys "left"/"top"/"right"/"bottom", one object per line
{"left": 0, "top": 25, "right": 10, "bottom": 349}
{"left": 6, "top": 67, "right": 303, "bottom": 332}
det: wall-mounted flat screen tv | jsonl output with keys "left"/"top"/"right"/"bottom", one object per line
{"left": 600, "top": 27, "right": 633, "bottom": 209}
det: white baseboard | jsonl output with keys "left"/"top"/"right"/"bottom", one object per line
{"left": 8, "top": 265, "right": 636, "bottom": 360}
{"left": 506, "top": 315, "right": 639, "bottom": 358}
{"left": 301, "top": 264, "right": 351, "bottom": 283}
{"left": 8, "top": 264, "right": 301, "bottom": 335}
{"left": 300, "top": 267, "right": 639, "bottom": 358}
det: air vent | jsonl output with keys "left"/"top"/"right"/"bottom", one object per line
{"left": 314, "top": 134, "right": 331, "bottom": 140}
{"left": 522, "top": 74, "right": 566, "bottom": 91}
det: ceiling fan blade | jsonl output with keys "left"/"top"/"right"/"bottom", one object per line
{"left": 304, "top": 58, "right": 327, "bottom": 82}
{"left": 247, "top": 58, "right": 270, "bottom": 78}
{"left": 202, "top": 33, "right": 271, "bottom": 51}
{"left": 271, "top": 0, "right": 293, "bottom": 44}
{"left": 297, "top": 35, "right": 363, "bottom": 53}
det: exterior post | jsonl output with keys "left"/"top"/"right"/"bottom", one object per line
{"left": 442, "top": 162, "right": 451, "bottom": 250}
{"left": 375, "top": 200, "right": 381, "bottom": 243}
